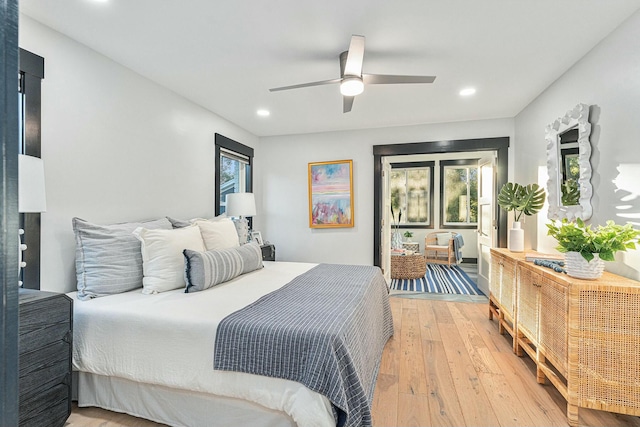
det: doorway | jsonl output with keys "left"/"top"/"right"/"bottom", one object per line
{"left": 373, "top": 137, "right": 509, "bottom": 295}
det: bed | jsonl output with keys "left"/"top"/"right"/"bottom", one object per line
{"left": 70, "top": 260, "right": 393, "bottom": 427}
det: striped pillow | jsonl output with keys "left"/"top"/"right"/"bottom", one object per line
{"left": 183, "top": 242, "right": 263, "bottom": 293}
{"left": 73, "top": 217, "right": 173, "bottom": 300}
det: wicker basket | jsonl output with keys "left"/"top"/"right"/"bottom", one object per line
{"left": 391, "top": 254, "right": 426, "bottom": 279}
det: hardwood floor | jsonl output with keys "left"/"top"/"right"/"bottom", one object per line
{"left": 66, "top": 297, "right": 640, "bottom": 427}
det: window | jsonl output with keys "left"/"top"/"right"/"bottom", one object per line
{"left": 441, "top": 160, "right": 478, "bottom": 227}
{"left": 215, "top": 134, "right": 253, "bottom": 215}
{"left": 390, "top": 162, "right": 434, "bottom": 228}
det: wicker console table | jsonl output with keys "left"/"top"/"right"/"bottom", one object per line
{"left": 488, "top": 248, "right": 640, "bottom": 426}
{"left": 391, "top": 254, "right": 426, "bottom": 279}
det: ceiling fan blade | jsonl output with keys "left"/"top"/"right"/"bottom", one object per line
{"left": 343, "top": 35, "right": 365, "bottom": 77}
{"left": 363, "top": 74, "right": 436, "bottom": 84}
{"left": 269, "top": 78, "right": 341, "bottom": 92}
{"left": 343, "top": 96, "right": 355, "bottom": 113}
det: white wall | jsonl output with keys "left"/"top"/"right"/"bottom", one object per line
{"left": 19, "top": 15, "right": 259, "bottom": 293}
{"left": 259, "top": 119, "right": 514, "bottom": 265}
{"left": 514, "top": 10, "right": 640, "bottom": 280}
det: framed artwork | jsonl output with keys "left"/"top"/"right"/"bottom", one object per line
{"left": 308, "top": 159, "right": 354, "bottom": 228}
{"left": 251, "top": 231, "right": 263, "bottom": 245}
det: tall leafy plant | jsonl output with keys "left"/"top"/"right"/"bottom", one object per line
{"left": 497, "top": 182, "right": 546, "bottom": 222}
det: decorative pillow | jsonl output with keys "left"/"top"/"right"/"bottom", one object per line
{"left": 192, "top": 218, "right": 240, "bottom": 251}
{"left": 184, "top": 242, "right": 263, "bottom": 293}
{"left": 73, "top": 217, "right": 173, "bottom": 300}
{"left": 436, "top": 232, "right": 453, "bottom": 246}
{"left": 133, "top": 225, "right": 206, "bottom": 294}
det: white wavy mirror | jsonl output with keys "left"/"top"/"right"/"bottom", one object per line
{"left": 545, "top": 103, "right": 593, "bottom": 220}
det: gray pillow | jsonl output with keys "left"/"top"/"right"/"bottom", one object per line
{"left": 184, "top": 242, "right": 263, "bottom": 293}
{"left": 73, "top": 217, "right": 173, "bottom": 300}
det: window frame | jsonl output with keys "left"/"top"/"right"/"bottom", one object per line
{"left": 214, "top": 133, "right": 253, "bottom": 216}
{"left": 390, "top": 161, "right": 434, "bottom": 229}
{"left": 440, "top": 159, "right": 479, "bottom": 229}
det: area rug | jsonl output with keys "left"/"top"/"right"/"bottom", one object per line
{"left": 390, "top": 264, "right": 484, "bottom": 295}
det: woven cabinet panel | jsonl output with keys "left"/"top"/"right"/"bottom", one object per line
{"left": 539, "top": 276, "right": 569, "bottom": 376}
{"left": 490, "top": 253, "right": 503, "bottom": 298}
{"left": 500, "top": 258, "right": 516, "bottom": 320}
{"left": 500, "top": 257, "right": 517, "bottom": 318}
{"left": 517, "top": 266, "right": 540, "bottom": 343}
{"left": 575, "top": 289, "right": 640, "bottom": 412}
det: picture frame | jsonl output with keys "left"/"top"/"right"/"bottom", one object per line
{"left": 250, "top": 231, "right": 263, "bottom": 245}
{"left": 308, "top": 159, "right": 354, "bottom": 228}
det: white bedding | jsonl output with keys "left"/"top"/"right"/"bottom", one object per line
{"left": 70, "top": 261, "right": 335, "bottom": 427}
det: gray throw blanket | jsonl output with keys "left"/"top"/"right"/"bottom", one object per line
{"left": 214, "top": 264, "right": 394, "bottom": 427}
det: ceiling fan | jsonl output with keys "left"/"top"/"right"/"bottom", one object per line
{"left": 269, "top": 35, "right": 436, "bottom": 113}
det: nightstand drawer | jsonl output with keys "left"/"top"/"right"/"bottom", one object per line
{"left": 19, "top": 296, "right": 72, "bottom": 354}
{"left": 19, "top": 340, "right": 71, "bottom": 399}
{"left": 18, "top": 289, "right": 73, "bottom": 427}
{"left": 19, "top": 383, "right": 70, "bottom": 427}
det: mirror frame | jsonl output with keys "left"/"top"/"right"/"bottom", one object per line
{"left": 545, "top": 103, "right": 593, "bottom": 221}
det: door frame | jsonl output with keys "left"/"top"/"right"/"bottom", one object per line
{"left": 373, "top": 137, "right": 509, "bottom": 267}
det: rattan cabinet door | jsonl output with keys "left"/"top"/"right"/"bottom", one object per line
{"left": 499, "top": 256, "right": 517, "bottom": 320}
{"left": 517, "top": 266, "right": 541, "bottom": 344}
{"left": 489, "top": 252, "right": 503, "bottom": 300}
{"left": 539, "top": 276, "right": 568, "bottom": 377}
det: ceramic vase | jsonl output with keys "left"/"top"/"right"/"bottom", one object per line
{"left": 508, "top": 221, "right": 524, "bottom": 252}
{"left": 564, "top": 251, "right": 604, "bottom": 280}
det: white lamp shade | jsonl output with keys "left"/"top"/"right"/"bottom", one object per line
{"left": 225, "top": 192, "right": 256, "bottom": 217}
{"left": 18, "top": 154, "right": 47, "bottom": 213}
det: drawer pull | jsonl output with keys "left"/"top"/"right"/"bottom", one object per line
{"left": 63, "top": 331, "right": 72, "bottom": 343}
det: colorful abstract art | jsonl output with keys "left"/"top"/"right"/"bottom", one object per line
{"left": 308, "top": 160, "right": 354, "bottom": 228}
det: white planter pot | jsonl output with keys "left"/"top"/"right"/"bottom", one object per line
{"left": 391, "top": 231, "right": 403, "bottom": 250}
{"left": 564, "top": 251, "right": 604, "bottom": 280}
{"left": 508, "top": 221, "right": 524, "bottom": 252}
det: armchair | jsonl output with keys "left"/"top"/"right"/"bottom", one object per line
{"left": 424, "top": 231, "right": 462, "bottom": 266}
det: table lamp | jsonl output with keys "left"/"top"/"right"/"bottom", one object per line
{"left": 225, "top": 192, "right": 256, "bottom": 244}
{"left": 18, "top": 154, "right": 47, "bottom": 286}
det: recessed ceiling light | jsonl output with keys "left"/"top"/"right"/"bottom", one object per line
{"left": 459, "top": 87, "right": 476, "bottom": 97}
{"left": 257, "top": 109, "right": 270, "bottom": 117}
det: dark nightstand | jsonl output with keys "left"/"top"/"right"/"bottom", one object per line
{"left": 18, "top": 288, "right": 73, "bottom": 427}
{"left": 260, "top": 243, "right": 276, "bottom": 261}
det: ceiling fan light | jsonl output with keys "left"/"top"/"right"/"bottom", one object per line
{"left": 340, "top": 77, "right": 364, "bottom": 96}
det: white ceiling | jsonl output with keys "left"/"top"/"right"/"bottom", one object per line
{"left": 19, "top": 0, "right": 640, "bottom": 137}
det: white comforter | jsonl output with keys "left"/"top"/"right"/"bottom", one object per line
{"left": 70, "top": 261, "right": 334, "bottom": 427}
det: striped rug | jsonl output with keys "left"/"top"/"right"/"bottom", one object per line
{"left": 390, "top": 264, "right": 483, "bottom": 295}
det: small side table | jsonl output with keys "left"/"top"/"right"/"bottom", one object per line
{"left": 260, "top": 243, "right": 276, "bottom": 261}
{"left": 402, "top": 242, "right": 419, "bottom": 253}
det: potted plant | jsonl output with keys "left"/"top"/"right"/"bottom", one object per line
{"left": 403, "top": 231, "right": 414, "bottom": 242}
{"left": 546, "top": 218, "right": 640, "bottom": 279}
{"left": 497, "top": 182, "right": 546, "bottom": 252}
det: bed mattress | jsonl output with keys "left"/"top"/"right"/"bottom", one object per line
{"left": 70, "top": 261, "right": 335, "bottom": 427}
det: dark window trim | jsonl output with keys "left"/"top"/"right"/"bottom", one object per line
{"left": 214, "top": 133, "right": 254, "bottom": 216}
{"left": 439, "top": 159, "right": 479, "bottom": 229}
{"left": 2, "top": 1, "right": 21, "bottom": 424}
{"left": 390, "top": 161, "right": 435, "bottom": 230}
{"left": 372, "top": 137, "right": 509, "bottom": 267}
{"left": 19, "top": 48, "right": 44, "bottom": 290}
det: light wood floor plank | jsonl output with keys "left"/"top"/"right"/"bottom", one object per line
{"left": 418, "top": 301, "right": 466, "bottom": 427}
{"left": 438, "top": 321, "right": 501, "bottom": 427}
{"left": 398, "top": 304, "right": 428, "bottom": 395}
{"left": 68, "top": 297, "right": 640, "bottom": 427}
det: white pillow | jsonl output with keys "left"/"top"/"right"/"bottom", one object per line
{"left": 436, "top": 232, "right": 453, "bottom": 246}
{"left": 192, "top": 218, "right": 240, "bottom": 250}
{"left": 133, "top": 225, "right": 206, "bottom": 294}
